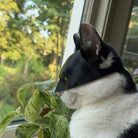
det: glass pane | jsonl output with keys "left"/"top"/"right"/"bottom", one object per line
{"left": 123, "top": 0, "right": 138, "bottom": 75}
{"left": 0, "top": 0, "right": 74, "bottom": 120}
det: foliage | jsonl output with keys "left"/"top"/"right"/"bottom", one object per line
{"left": 0, "top": 57, "right": 48, "bottom": 110}
{"left": 0, "top": 69, "right": 48, "bottom": 107}
{"left": 135, "top": 76, "right": 138, "bottom": 84}
{"left": 0, "top": 66, "right": 9, "bottom": 79}
{"left": 127, "top": 5, "right": 138, "bottom": 37}
{"left": 0, "top": 0, "right": 74, "bottom": 80}
{"left": 0, "top": 107, "right": 22, "bottom": 137}
{"left": 125, "top": 67, "right": 138, "bottom": 84}
{"left": 133, "top": 69, "right": 138, "bottom": 84}
{"left": 0, "top": 0, "right": 74, "bottom": 117}
{"left": 0, "top": 103, "right": 16, "bottom": 120}
{"left": 16, "top": 56, "right": 45, "bottom": 76}
{"left": 123, "top": 3, "right": 138, "bottom": 73}
{"left": 0, "top": 80, "right": 74, "bottom": 138}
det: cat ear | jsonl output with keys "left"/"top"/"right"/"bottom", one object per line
{"left": 73, "top": 33, "right": 81, "bottom": 50}
{"left": 80, "top": 23, "right": 102, "bottom": 64}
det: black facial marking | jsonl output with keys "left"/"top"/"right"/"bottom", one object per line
{"left": 55, "top": 23, "right": 137, "bottom": 94}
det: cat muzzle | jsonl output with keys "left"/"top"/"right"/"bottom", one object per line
{"left": 58, "top": 91, "right": 64, "bottom": 97}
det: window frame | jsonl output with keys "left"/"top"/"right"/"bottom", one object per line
{"left": 86, "top": 0, "right": 134, "bottom": 55}
{"left": 122, "top": 0, "right": 138, "bottom": 65}
{"left": 61, "top": 0, "right": 85, "bottom": 65}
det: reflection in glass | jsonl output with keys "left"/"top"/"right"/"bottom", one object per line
{"left": 123, "top": 0, "right": 138, "bottom": 75}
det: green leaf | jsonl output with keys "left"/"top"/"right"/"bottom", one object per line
{"left": 0, "top": 107, "right": 22, "bottom": 137}
{"left": 50, "top": 96, "right": 58, "bottom": 109}
{"left": 17, "top": 83, "right": 34, "bottom": 108}
{"left": 38, "top": 129, "right": 43, "bottom": 138}
{"left": 16, "top": 123, "right": 39, "bottom": 138}
{"left": 39, "top": 89, "right": 58, "bottom": 110}
{"left": 54, "top": 94, "right": 74, "bottom": 121}
{"left": 17, "top": 80, "right": 53, "bottom": 109}
{"left": 35, "top": 80, "right": 53, "bottom": 90}
{"left": 35, "top": 117, "right": 50, "bottom": 128}
{"left": 39, "top": 90, "right": 52, "bottom": 107}
{"left": 25, "top": 89, "right": 40, "bottom": 121}
{"left": 43, "top": 129, "right": 50, "bottom": 138}
{"left": 49, "top": 114, "right": 70, "bottom": 138}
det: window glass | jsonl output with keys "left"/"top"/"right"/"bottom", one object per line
{"left": 122, "top": 0, "right": 138, "bottom": 77}
{"left": 0, "top": 0, "right": 74, "bottom": 120}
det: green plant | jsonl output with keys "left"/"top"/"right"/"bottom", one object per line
{"left": 125, "top": 67, "right": 138, "bottom": 84}
{"left": 16, "top": 57, "right": 45, "bottom": 76}
{"left": 133, "top": 69, "right": 138, "bottom": 84}
{"left": 0, "top": 103, "right": 16, "bottom": 120}
{"left": 0, "top": 73, "right": 48, "bottom": 108}
{"left": 135, "top": 76, "right": 138, "bottom": 84}
{"left": 0, "top": 80, "right": 74, "bottom": 138}
{"left": 0, "top": 66, "right": 9, "bottom": 79}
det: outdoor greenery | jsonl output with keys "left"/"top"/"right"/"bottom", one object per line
{"left": 0, "top": 0, "right": 138, "bottom": 137}
{"left": 123, "top": 2, "right": 138, "bottom": 71}
{"left": 0, "top": 0, "right": 74, "bottom": 119}
{"left": 0, "top": 80, "right": 74, "bottom": 138}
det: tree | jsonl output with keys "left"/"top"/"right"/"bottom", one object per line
{"left": 0, "top": 0, "right": 74, "bottom": 81}
{"left": 33, "top": 0, "right": 74, "bottom": 81}
{"left": 0, "top": 0, "right": 19, "bottom": 65}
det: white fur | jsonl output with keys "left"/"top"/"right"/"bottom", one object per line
{"left": 99, "top": 52, "right": 114, "bottom": 69}
{"left": 60, "top": 73, "right": 138, "bottom": 138}
{"left": 96, "top": 42, "right": 100, "bottom": 56}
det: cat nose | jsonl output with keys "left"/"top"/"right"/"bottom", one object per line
{"left": 58, "top": 91, "right": 63, "bottom": 97}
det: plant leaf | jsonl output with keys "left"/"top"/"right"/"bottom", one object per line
{"left": 16, "top": 123, "right": 39, "bottom": 138}
{"left": 35, "top": 80, "right": 53, "bottom": 90}
{"left": 40, "top": 107, "right": 51, "bottom": 117}
{"left": 55, "top": 94, "right": 74, "bottom": 121}
{"left": 50, "top": 96, "right": 58, "bottom": 109}
{"left": 43, "top": 129, "right": 50, "bottom": 138}
{"left": 0, "top": 107, "right": 22, "bottom": 137}
{"left": 17, "top": 83, "right": 34, "bottom": 108}
{"left": 39, "top": 90, "right": 51, "bottom": 107}
{"left": 39, "top": 90, "right": 58, "bottom": 110}
{"left": 49, "top": 114, "right": 70, "bottom": 138}
{"left": 38, "top": 129, "right": 43, "bottom": 138}
{"left": 25, "top": 89, "right": 40, "bottom": 121}
{"left": 35, "top": 117, "right": 50, "bottom": 128}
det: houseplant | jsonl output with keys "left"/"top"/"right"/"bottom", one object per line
{"left": 0, "top": 80, "right": 74, "bottom": 138}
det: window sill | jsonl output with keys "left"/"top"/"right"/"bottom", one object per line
{"left": 2, "top": 124, "right": 38, "bottom": 138}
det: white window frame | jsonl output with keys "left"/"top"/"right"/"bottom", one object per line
{"left": 62, "top": 0, "right": 85, "bottom": 65}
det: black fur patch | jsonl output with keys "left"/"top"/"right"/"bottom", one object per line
{"left": 118, "top": 122, "right": 138, "bottom": 138}
{"left": 55, "top": 23, "right": 137, "bottom": 94}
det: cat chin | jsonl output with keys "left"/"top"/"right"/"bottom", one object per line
{"left": 60, "top": 91, "right": 81, "bottom": 109}
{"left": 58, "top": 91, "right": 64, "bottom": 97}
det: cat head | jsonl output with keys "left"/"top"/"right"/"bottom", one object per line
{"left": 55, "top": 23, "right": 136, "bottom": 94}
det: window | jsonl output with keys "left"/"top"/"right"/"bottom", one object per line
{"left": 1, "top": 0, "right": 85, "bottom": 137}
{"left": 122, "top": 0, "right": 138, "bottom": 76}
{"left": 86, "top": 0, "right": 138, "bottom": 78}
{"left": 1, "top": 0, "right": 138, "bottom": 137}
{"left": 0, "top": 0, "right": 74, "bottom": 119}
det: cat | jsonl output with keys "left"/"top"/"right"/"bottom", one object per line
{"left": 55, "top": 23, "right": 138, "bottom": 138}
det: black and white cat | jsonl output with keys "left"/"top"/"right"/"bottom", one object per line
{"left": 55, "top": 23, "right": 138, "bottom": 138}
